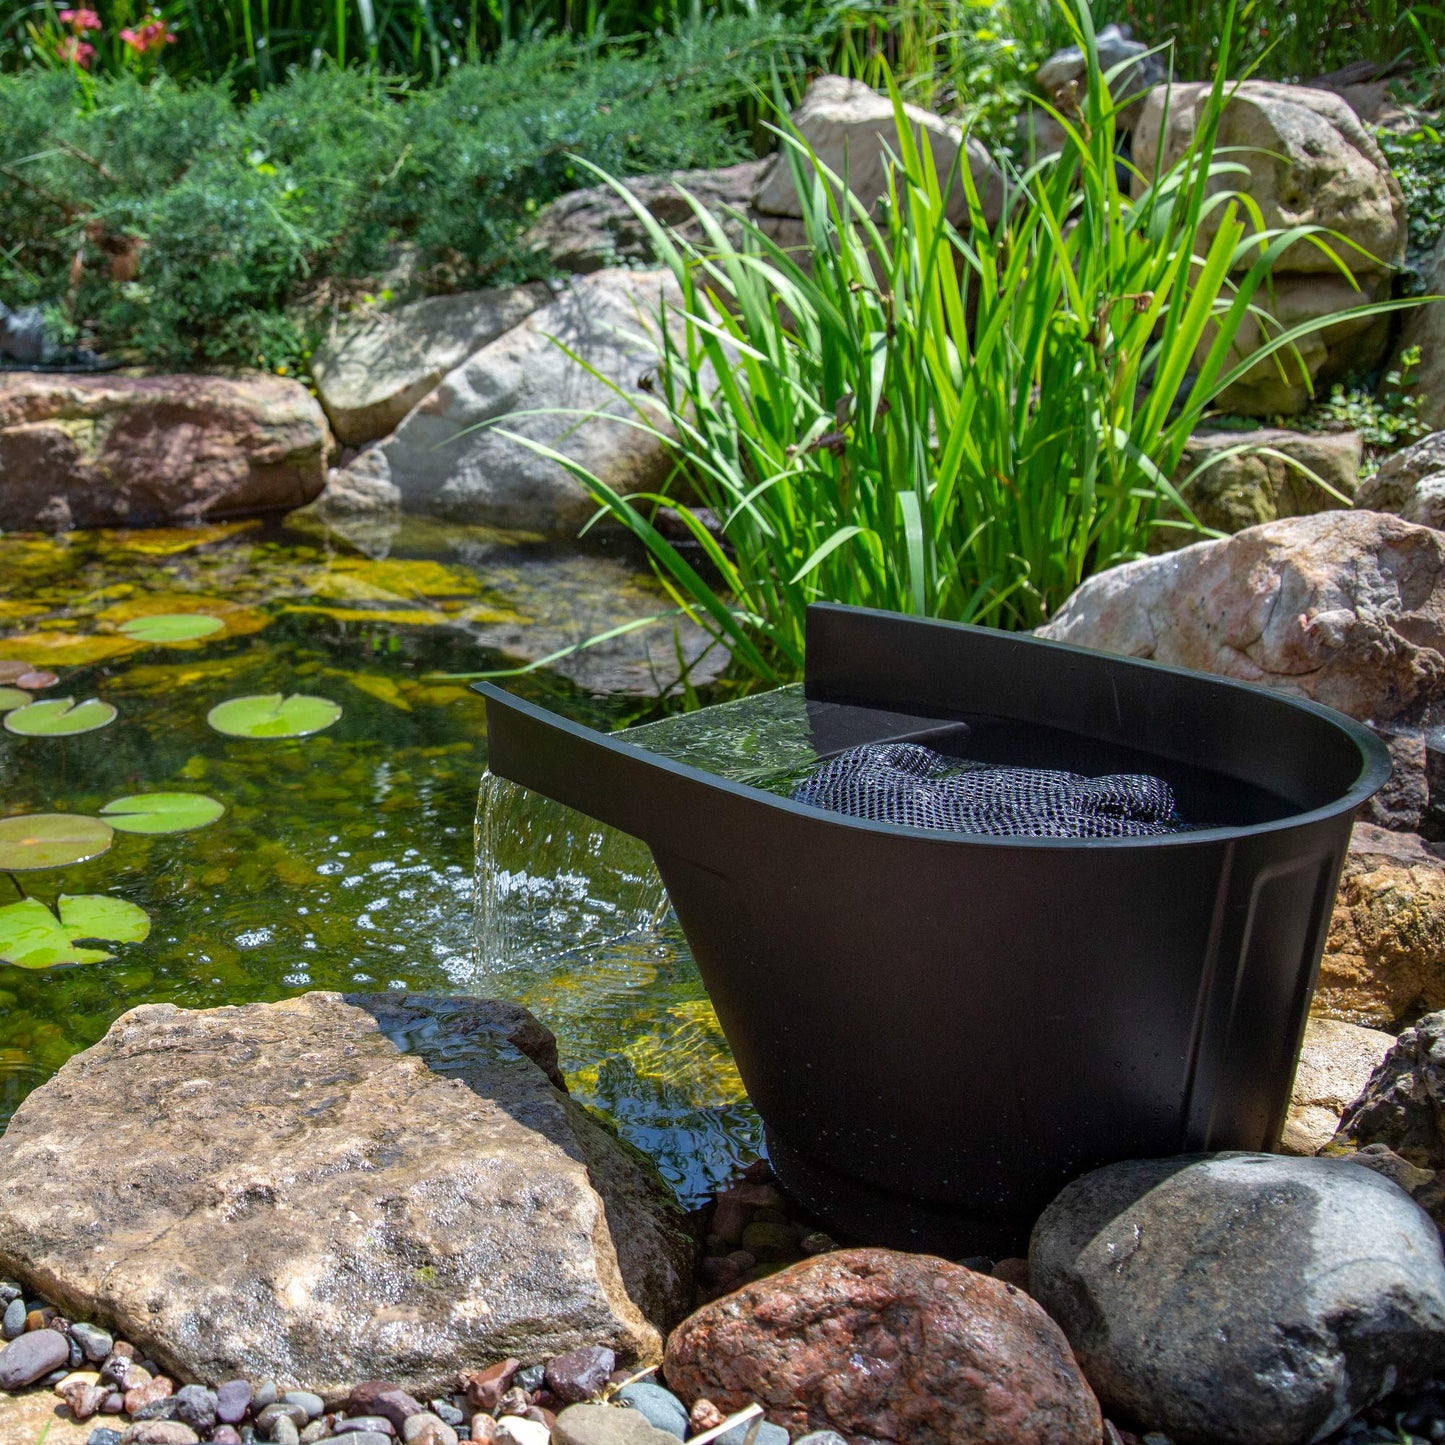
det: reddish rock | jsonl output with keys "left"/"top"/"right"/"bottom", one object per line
{"left": 0, "top": 372, "right": 331, "bottom": 531}
{"left": 688, "top": 1400, "right": 724, "bottom": 1434}
{"left": 663, "top": 1248, "right": 1100, "bottom": 1445}
{"left": 347, "top": 1384, "right": 424, "bottom": 1429}
{"left": 460, "top": 1360, "right": 519, "bottom": 1413}
{"left": 124, "top": 1375, "right": 175, "bottom": 1415}
{"left": 991, "top": 1257, "right": 1032, "bottom": 1292}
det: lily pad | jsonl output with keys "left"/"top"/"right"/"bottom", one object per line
{"left": 0, "top": 688, "right": 30, "bottom": 713}
{"left": 118, "top": 614, "right": 225, "bottom": 644}
{"left": 0, "top": 814, "right": 114, "bottom": 871}
{"left": 0, "top": 893, "right": 149, "bottom": 969}
{"left": 15, "top": 670, "right": 58, "bottom": 690}
{"left": 101, "top": 792, "right": 226, "bottom": 835}
{"left": 4, "top": 697, "right": 117, "bottom": 737}
{"left": 207, "top": 693, "right": 342, "bottom": 739}
{"left": 0, "top": 661, "right": 30, "bottom": 684}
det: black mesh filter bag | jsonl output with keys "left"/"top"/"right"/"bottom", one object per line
{"left": 791, "top": 741, "right": 1186, "bottom": 839}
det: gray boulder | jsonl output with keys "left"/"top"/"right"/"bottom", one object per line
{"left": 752, "top": 76, "right": 1004, "bottom": 232}
{"left": 1038, "top": 510, "right": 1445, "bottom": 723}
{"left": 1133, "top": 82, "right": 1406, "bottom": 414}
{"left": 0, "top": 993, "right": 693, "bottom": 1395}
{"left": 1035, "top": 23, "right": 1164, "bottom": 126}
{"left": 312, "top": 286, "right": 548, "bottom": 448}
{"left": 523, "top": 162, "right": 768, "bottom": 274}
{"left": 382, "top": 268, "right": 683, "bottom": 535}
{"left": 1029, "top": 1153, "right": 1445, "bottom": 1444}
{"left": 1393, "top": 235, "right": 1445, "bottom": 433}
{"left": 1335, "top": 1009, "right": 1445, "bottom": 1169}
{"left": 1357, "top": 430, "right": 1445, "bottom": 528}
{"left": 1160, "top": 426, "right": 1359, "bottom": 547}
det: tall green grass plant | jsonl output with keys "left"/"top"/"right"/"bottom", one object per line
{"left": 509, "top": 0, "right": 1419, "bottom": 689}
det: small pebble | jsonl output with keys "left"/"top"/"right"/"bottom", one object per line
{"left": 124, "top": 1375, "right": 175, "bottom": 1416}
{"left": 0, "top": 1281, "right": 20, "bottom": 1306}
{"left": 258, "top": 1404, "right": 311, "bottom": 1434}
{"left": 217, "top": 1381, "right": 254, "bottom": 1425}
{"left": 121, "top": 1424, "right": 199, "bottom": 1445}
{"left": 88, "top": 1430, "right": 123, "bottom": 1445}
{"left": 794, "top": 1434, "right": 849, "bottom": 1445}
{"left": 27, "top": 1305, "right": 60, "bottom": 1331}
{"left": 2, "top": 1297, "right": 26, "bottom": 1340}
{"left": 465, "top": 1418, "right": 495, "bottom": 1445}
{"left": 333, "top": 1420, "right": 396, "bottom": 1438}
{"left": 271, "top": 1417, "right": 301, "bottom": 1445}
{"left": 68, "top": 1337, "right": 86, "bottom": 1370}
{"left": 301, "top": 1424, "right": 331, "bottom": 1445}
{"left": 459, "top": 1361, "right": 519, "bottom": 1415}
{"left": 689, "top": 1401, "right": 725, "bottom": 1434}
{"left": 494, "top": 1420, "right": 549, "bottom": 1445}
{"left": 284, "top": 1393, "right": 327, "bottom": 1423}
{"left": 401, "top": 1414, "right": 458, "bottom": 1445}
{"left": 544, "top": 1347, "right": 616, "bottom": 1405}
{"left": 214, "top": 1430, "right": 244, "bottom": 1445}
{"left": 0, "top": 1328, "right": 73, "bottom": 1390}
{"left": 429, "top": 1403, "right": 464, "bottom": 1429}
{"left": 613, "top": 1384, "right": 687, "bottom": 1440}
{"left": 716, "top": 1419, "right": 788, "bottom": 1445}
{"left": 495, "top": 1390, "right": 530, "bottom": 1420}
{"left": 513, "top": 1367, "right": 545, "bottom": 1396}
{"left": 174, "top": 1384, "right": 219, "bottom": 1432}
{"left": 130, "top": 1400, "right": 181, "bottom": 1423}
{"left": 101, "top": 1356, "right": 135, "bottom": 1389}
{"left": 101, "top": 1392, "right": 126, "bottom": 1415}
{"left": 329, "top": 1435, "right": 388, "bottom": 1445}
{"left": 348, "top": 1385, "right": 423, "bottom": 1430}
{"left": 253, "top": 1381, "right": 280, "bottom": 1413}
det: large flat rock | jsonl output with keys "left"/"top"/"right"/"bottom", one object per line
{"left": 0, "top": 373, "right": 330, "bottom": 530}
{"left": 0, "top": 993, "right": 693, "bottom": 1395}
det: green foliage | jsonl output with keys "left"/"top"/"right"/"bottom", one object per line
{"left": 0, "top": 18, "right": 810, "bottom": 369}
{"left": 524, "top": 2, "right": 1415, "bottom": 687}
{"left": 1271, "top": 345, "right": 1432, "bottom": 452}
{"left": 1375, "top": 118, "right": 1445, "bottom": 259}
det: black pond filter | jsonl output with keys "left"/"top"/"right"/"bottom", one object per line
{"left": 478, "top": 603, "right": 1390, "bottom": 1254}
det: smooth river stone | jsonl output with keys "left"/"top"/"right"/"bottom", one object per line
{"left": 0, "top": 1329, "right": 73, "bottom": 1389}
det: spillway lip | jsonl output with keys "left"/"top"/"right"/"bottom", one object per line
{"left": 476, "top": 607, "right": 1392, "bottom": 853}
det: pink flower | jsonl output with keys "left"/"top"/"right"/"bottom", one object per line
{"left": 57, "top": 34, "right": 96, "bottom": 66}
{"left": 58, "top": 8, "right": 103, "bottom": 31}
{"left": 120, "top": 17, "right": 176, "bottom": 52}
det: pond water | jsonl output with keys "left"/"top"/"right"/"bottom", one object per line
{"left": 0, "top": 517, "right": 759, "bottom": 1206}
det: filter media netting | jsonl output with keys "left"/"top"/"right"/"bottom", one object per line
{"left": 791, "top": 741, "right": 1187, "bottom": 839}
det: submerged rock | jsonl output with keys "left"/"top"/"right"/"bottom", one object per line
{"left": 1038, "top": 512, "right": 1445, "bottom": 724}
{"left": 663, "top": 1248, "right": 1102, "bottom": 1445}
{"left": 0, "top": 373, "right": 330, "bottom": 531}
{"left": 1318, "top": 823, "right": 1445, "bottom": 1027}
{"left": 0, "top": 993, "right": 692, "bottom": 1395}
{"left": 1029, "top": 1153, "right": 1445, "bottom": 1444}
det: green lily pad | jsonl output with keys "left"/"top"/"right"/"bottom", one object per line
{"left": 4, "top": 697, "right": 117, "bottom": 737}
{"left": 0, "top": 814, "right": 114, "bottom": 871}
{"left": 207, "top": 693, "right": 342, "bottom": 739}
{"left": 101, "top": 792, "right": 226, "bottom": 835}
{"left": 118, "top": 614, "right": 225, "bottom": 644}
{"left": 0, "top": 893, "right": 149, "bottom": 969}
{"left": 0, "top": 688, "right": 30, "bottom": 713}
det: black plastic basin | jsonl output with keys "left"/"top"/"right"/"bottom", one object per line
{"left": 478, "top": 603, "right": 1390, "bottom": 1253}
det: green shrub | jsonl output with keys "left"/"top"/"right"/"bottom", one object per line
{"left": 499, "top": 2, "right": 1419, "bottom": 688}
{"left": 0, "top": 16, "right": 813, "bottom": 370}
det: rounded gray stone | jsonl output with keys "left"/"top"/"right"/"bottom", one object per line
{"left": 1030, "top": 1152, "right": 1445, "bottom": 1445}
{"left": 70, "top": 1322, "right": 114, "bottom": 1363}
{"left": 271, "top": 1417, "right": 300, "bottom": 1445}
{"left": 553, "top": 1405, "right": 683, "bottom": 1445}
{"left": 612, "top": 1384, "right": 686, "bottom": 1439}
{"left": 0, "top": 1328, "right": 72, "bottom": 1390}
{"left": 283, "top": 1394, "right": 326, "bottom": 1422}
{"left": 717, "top": 1421, "right": 788, "bottom": 1445}
{"left": 1, "top": 1297, "right": 25, "bottom": 1340}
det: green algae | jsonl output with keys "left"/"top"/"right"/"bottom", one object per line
{"left": 0, "top": 519, "right": 758, "bottom": 1204}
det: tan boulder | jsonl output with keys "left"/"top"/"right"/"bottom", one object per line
{"left": 1357, "top": 430, "right": 1445, "bottom": 528}
{"left": 752, "top": 76, "right": 1004, "bottom": 232}
{"left": 1393, "top": 234, "right": 1445, "bottom": 433}
{"left": 1037, "top": 511, "right": 1445, "bottom": 723}
{"left": 1282, "top": 1015, "right": 1395, "bottom": 1154}
{"left": 312, "top": 286, "right": 547, "bottom": 447}
{"left": 0, "top": 372, "right": 330, "bottom": 530}
{"left": 0, "top": 993, "right": 693, "bottom": 1395}
{"left": 1317, "top": 823, "right": 1445, "bottom": 1027}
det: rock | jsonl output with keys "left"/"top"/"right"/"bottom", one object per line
{"left": 737, "top": 1222, "right": 790, "bottom": 1262}
{"left": 400, "top": 1414, "right": 456, "bottom": 1445}
{"left": 268, "top": 1423, "right": 299, "bottom": 1445}
{"left": 1361, "top": 730, "right": 1428, "bottom": 831}
{"left": 1029, "top": 1152, "right": 1445, "bottom": 1444}
{"left": 382, "top": 269, "right": 685, "bottom": 535}
{"left": 0, "top": 373, "right": 331, "bottom": 531}
{"left": 1358, "top": 431, "right": 1445, "bottom": 528}
{"left": 1333, "top": 1140, "right": 1444, "bottom": 1230}
{"left": 687, "top": 1401, "right": 723, "bottom": 1435}
{"left": 611, "top": 1384, "right": 686, "bottom": 1439}
{"left": 1334, "top": 1009, "right": 1445, "bottom": 1167}
{"left": 281, "top": 1395, "right": 324, "bottom": 1424}
{"left": 663, "top": 1248, "right": 1101, "bottom": 1444}
{"left": 0, "top": 993, "right": 693, "bottom": 1397}
{"left": 544, "top": 1347, "right": 615, "bottom": 1404}
{"left": 552, "top": 1405, "right": 681, "bottom": 1445}
{"left": 791, "top": 1435, "right": 847, "bottom": 1445}
{"left": 172, "top": 1388, "right": 218, "bottom": 1434}
{"left": 523, "top": 163, "right": 768, "bottom": 274}
{"left": 1394, "top": 237, "right": 1445, "bottom": 433}
{"left": 346, "top": 1387, "right": 421, "bottom": 1430}
{"left": 458, "top": 1361, "right": 519, "bottom": 1414}
{"left": 66, "top": 1326, "right": 111, "bottom": 1365}
{"left": 300, "top": 447, "right": 402, "bottom": 518}
{"left": 1037, "top": 511, "right": 1445, "bottom": 724}
{"left": 1133, "top": 82, "right": 1406, "bottom": 415}
{"left": 1162, "top": 427, "right": 1360, "bottom": 546}
{"left": 1, "top": 1299, "right": 23, "bottom": 1341}
{"left": 0, "top": 1331, "right": 74, "bottom": 1391}
{"left": 752, "top": 76, "right": 1004, "bottom": 233}
{"left": 215, "top": 1382, "right": 252, "bottom": 1425}
{"left": 119, "top": 1426, "right": 198, "bottom": 1445}
{"left": 313, "top": 287, "right": 547, "bottom": 447}
{"left": 300, "top": 1425, "right": 330, "bottom": 1445}
{"left": 493, "top": 1422, "right": 548, "bottom": 1445}
{"left": 332, "top": 1421, "right": 393, "bottom": 1438}
{"left": 1317, "top": 823, "right": 1445, "bottom": 1026}
{"left": 257, "top": 1406, "right": 309, "bottom": 1435}
{"left": 715, "top": 1421, "right": 786, "bottom": 1445}
{"left": 252, "top": 1381, "right": 279, "bottom": 1412}
{"left": 1282, "top": 1015, "right": 1396, "bottom": 1154}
